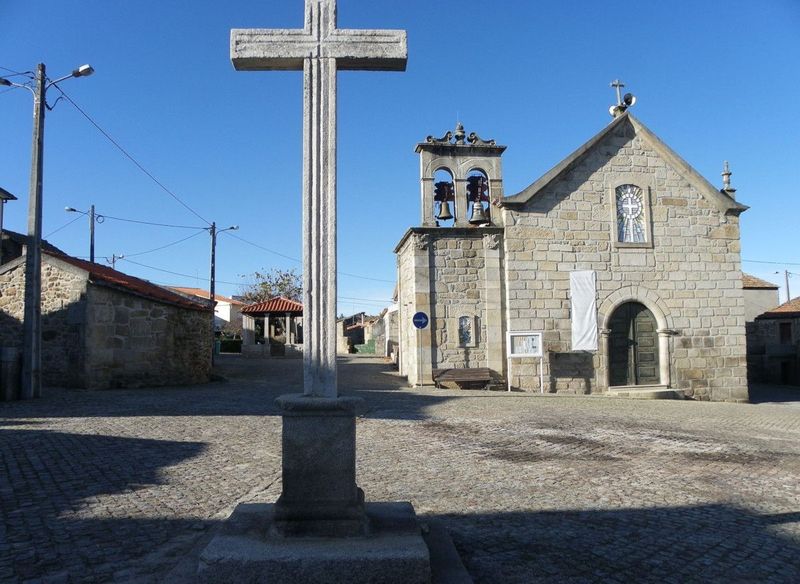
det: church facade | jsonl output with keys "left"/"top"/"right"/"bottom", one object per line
{"left": 394, "top": 111, "right": 748, "bottom": 402}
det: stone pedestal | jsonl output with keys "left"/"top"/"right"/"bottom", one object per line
{"left": 273, "top": 395, "right": 367, "bottom": 537}
{"left": 197, "top": 394, "right": 432, "bottom": 584}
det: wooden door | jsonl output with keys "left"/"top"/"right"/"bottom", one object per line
{"left": 609, "top": 302, "right": 659, "bottom": 386}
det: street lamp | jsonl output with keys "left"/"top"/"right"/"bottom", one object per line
{"left": 208, "top": 222, "right": 238, "bottom": 364}
{"left": 65, "top": 205, "right": 103, "bottom": 262}
{"left": 1, "top": 63, "right": 94, "bottom": 399}
{"left": 0, "top": 187, "right": 18, "bottom": 265}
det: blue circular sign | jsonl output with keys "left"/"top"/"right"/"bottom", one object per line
{"left": 412, "top": 311, "right": 429, "bottom": 329}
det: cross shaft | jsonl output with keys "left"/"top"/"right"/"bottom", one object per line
{"left": 231, "top": 0, "right": 407, "bottom": 397}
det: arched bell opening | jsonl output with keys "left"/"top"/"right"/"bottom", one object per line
{"left": 433, "top": 167, "right": 455, "bottom": 227}
{"left": 466, "top": 169, "right": 491, "bottom": 225}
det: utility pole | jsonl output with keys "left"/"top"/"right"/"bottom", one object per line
{"left": 20, "top": 64, "right": 47, "bottom": 400}
{"left": 108, "top": 253, "right": 124, "bottom": 270}
{"left": 2, "top": 62, "right": 94, "bottom": 399}
{"left": 209, "top": 221, "right": 217, "bottom": 365}
{"left": 89, "top": 204, "right": 95, "bottom": 262}
{"left": 785, "top": 270, "right": 791, "bottom": 302}
{"left": 208, "top": 222, "right": 238, "bottom": 366}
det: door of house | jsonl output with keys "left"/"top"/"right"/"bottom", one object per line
{"left": 609, "top": 302, "right": 659, "bottom": 386}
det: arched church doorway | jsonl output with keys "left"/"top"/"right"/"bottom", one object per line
{"left": 608, "top": 302, "right": 659, "bottom": 386}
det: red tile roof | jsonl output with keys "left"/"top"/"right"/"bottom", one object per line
{"left": 47, "top": 252, "right": 211, "bottom": 311}
{"left": 241, "top": 296, "right": 303, "bottom": 315}
{"left": 757, "top": 297, "right": 800, "bottom": 319}
{"left": 742, "top": 273, "right": 779, "bottom": 289}
{"left": 169, "top": 286, "right": 246, "bottom": 305}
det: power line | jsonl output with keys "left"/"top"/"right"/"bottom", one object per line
{"left": 743, "top": 259, "right": 800, "bottom": 267}
{"left": 97, "top": 213, "right": 205, "bottom": 230}
{"left": 122, "top": 230, "right": 206, "bottom": 258}
{"left": 0, "top": 66, "right": 31, "bottom": 77}
{"left": 222, "top": 231, "right": 301, "bottom": 264}
{"left": 44, "top": 214, "right": 84, "bottom": 238}
{"left": 121, "top": 258, "right": 241, "bottom": 286}
{"left": 222, "top": 231, "right": 395, "bottom": 284}
{"left": 339, "top": 295, "right": 392, "bottom": 304}
{"left": 51, "top": 84, "right": 212, "bottom": 227}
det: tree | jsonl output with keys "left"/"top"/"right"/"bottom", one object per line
{"left": 239, "top": 267, "right": 302, "bottom": 304}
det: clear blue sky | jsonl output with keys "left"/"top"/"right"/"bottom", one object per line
{"left": 2, "top": 1, "right": 799, "bottom": 313}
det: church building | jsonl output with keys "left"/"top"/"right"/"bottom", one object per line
{"left": 393, "top": 98, "right": 748, "bottom": 402}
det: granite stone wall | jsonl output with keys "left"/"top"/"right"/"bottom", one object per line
{"left": 0, "top": 257, "right": 88, "bottom": 387}
{"left": 85, "top": 284, "right": 211, "bottom": 389}
{"left": 0, "top": 255, "right": 211, "bottom": 389}
{"left": 503, "top": 121, "right": 748, "bottom": 401}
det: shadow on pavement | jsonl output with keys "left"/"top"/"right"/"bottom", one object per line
{"left": 430, "top": 505, "right": 800, "bottom": 583}
{"left": 0, "top": 355, "right": 462, "bottom": 422}
{"left": 0, "top": 424, "right": 207, "bottom": 582}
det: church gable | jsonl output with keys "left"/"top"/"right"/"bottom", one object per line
{"left": 503, "top": 113, "right": 746, "bottom": 217}
{"left": 499, "top": 114, "right": 747, "bottom": 401}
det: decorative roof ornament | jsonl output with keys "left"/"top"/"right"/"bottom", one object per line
{"left": 609, "top": 79, "right": 637, "bottom": 118}
{"left": 425, "top": 123, "right": 496, "bottom": 146}
{"left": 721, "top": 160, "right": 736, "bottom": 198}
{"left": 467, "top": 132, "right": 496, "bottom": 146}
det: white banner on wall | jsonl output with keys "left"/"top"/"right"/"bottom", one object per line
{"left": 570, "top": 270, "right": 597, "bottom": 351}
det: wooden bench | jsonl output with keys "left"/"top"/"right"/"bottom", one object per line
{"left": 432, "top": 367, "right": 493, "bottom": 390}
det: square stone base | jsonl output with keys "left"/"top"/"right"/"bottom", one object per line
{"left": 198, "top": 502, "right": 431, "bottom": 584}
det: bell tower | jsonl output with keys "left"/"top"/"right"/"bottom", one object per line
{"left": 415, "top": 123, "right": 506, "bottom": 227}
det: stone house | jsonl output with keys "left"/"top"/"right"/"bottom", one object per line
{"left": 742, "top": 274, "right": 779, "bottom": 323}
{"left": 170, "top": 286, "right": 245, "bottom": 334}
{"left": 0, "top": 247, "right": 212, "bottom": 389}
{"left": 747, "top": 297, "right": 800, "bottom": 386}
{"left": 394, "top": 112, "right": 748, "bottom": 401}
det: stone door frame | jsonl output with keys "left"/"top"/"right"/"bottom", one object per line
{"left": 598, "top": 286, "right": 672, "bottom": 391}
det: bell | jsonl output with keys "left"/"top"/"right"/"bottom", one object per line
{"left": 469, "top": 201, "right": 489, "bottom": 224}
{"left": 436, "top": 200, "right": 454, "bottom": 221}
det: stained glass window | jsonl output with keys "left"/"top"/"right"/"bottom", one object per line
{"left": 616, "top": 184, "right": 646, "bottom": 243}
{"left": 458, "top": 316, "right": 473, "bottom": 346}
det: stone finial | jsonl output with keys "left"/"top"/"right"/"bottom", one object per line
{"left": 467, "top": 132, "right": 496, "bottom": 146}
{"left": 721, "top": 160, "right": 736, "bottom": 198}
{"left": 454, "top": 122, "right": 466, "bottom": 145}
{"left": 425, "top": 123, "right": 496, "bottom": 146}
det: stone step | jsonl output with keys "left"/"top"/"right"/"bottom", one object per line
{"left": 606, "top": 385, "right": 685, "bottom": 400}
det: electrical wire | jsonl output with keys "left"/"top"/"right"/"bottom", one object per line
{"left": 97, "top": 213, "right": 205, "bottom": 230}
{"left": 222, "top": 231, "right": 301, "bottom": 264}
{"left": 44, "top": 214, "right": 85, "bottom": 238}
{"left": 122, "top": 230, "right": 206, "bottom": 258}
{"left": 120, "top": 258, "right": 241, "bottom": 286}
{"left": 743, "top": 259, "right": 800, "bottom": 267}
{"left": 221, "top": 231, "right": 396, "bottom": 283}
{"left": 51, "top": 84, "right": 212, "bottom": 226}
{"left": 0, "top": 66, "right": 31, "bottom": 77}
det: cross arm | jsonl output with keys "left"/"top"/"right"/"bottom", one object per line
{"left": 230, "top": 28, "right": 407, "bottom": 72}
{"left": 326, "top": 29, "right": 407, "bottom": 71}
{"left": 231, "top": 29, "right": 315, "bottom": 71}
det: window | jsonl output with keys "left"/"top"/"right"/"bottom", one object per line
{"left": 615, "top": 184, "right": 646, "bottom": 243}
{"left": 779, "top": 322, "right": 792, "bottom": 345}
{"left": 458, "top": 316, "right": 474, "bottom": 347}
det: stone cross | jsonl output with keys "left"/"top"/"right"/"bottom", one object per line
{"left": 231, "top": 0, "right": 407, "bottom": 397}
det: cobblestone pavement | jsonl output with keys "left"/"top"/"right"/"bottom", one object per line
{"left": 1, "top": 355, "right": 799, "bottom": 583}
